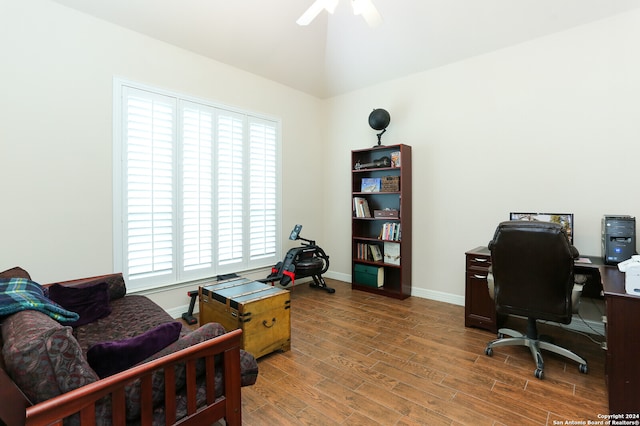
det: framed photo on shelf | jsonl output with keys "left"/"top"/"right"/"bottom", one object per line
{"left": 383, "top": 242, "right": 400, "bottom": 265}
{"left": 361, "top": 177, "right": 381, "bottom": 192}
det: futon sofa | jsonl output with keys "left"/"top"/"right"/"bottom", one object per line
{"left": 0, "top": 267, "right": 258, "bottom": 425}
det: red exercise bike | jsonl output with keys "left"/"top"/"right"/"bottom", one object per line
{"left": 260, "top": 224, "right": 335, "bottom": 294}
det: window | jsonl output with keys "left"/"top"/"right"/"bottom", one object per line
{"left": 113, "top": 80, "right": 281, "bottom": 291}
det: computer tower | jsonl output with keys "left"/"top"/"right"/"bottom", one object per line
{"left": 602, "top": 215, "right": 636, "bottom": 265}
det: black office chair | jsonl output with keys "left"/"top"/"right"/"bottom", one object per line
{"left": 484, "top": 220, "right": 588, "bottom": 379}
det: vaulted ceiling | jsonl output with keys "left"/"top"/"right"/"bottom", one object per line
{"left": 52, "top": 0, "right": 640, "bottom": 98}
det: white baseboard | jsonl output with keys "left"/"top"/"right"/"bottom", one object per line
{"left": 324, "top": 270, "right": 350, "bottom": 283}
{"left": 169, "top": 272, "right": 605, "bottom": 338}
{"left": 334, "top": 272, "right": 604, "bottom": 336}
{"left": 167, "top": 304, "right": 193, "bottom": 319}
{"left": 411, "top": 287, "right": 465, "bottom": 306}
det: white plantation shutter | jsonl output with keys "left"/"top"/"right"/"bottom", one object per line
{"left": 249, "top": 118, "right": 277, "bottom": 261}
{"left": 217, "top": 113, "right": 245, "bottom": 267}
{"left": 114, "top": 80, "right": 280, "bottom": 289}
{"left": 181, "top": 102, "right": 214, "bottom": 273}
{"left": 123, "top": 87, "right": 175, "bottom": 282}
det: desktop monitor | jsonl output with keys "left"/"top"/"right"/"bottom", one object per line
{"left": 509, "top": 212, "right": 574, "bottom": 244}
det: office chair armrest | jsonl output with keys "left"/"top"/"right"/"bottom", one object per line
{"left": 487, "top": 266, "right": 495, "bottom": 300}
{"left": 571, "top": 275, "right": 586, "bottom": 314}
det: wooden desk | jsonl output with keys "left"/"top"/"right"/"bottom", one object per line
{"left": 465, "top": 248, "right": 640, "bottom": 414}
{"left": 576, "top": 258, "right": 640, "bottom": 414}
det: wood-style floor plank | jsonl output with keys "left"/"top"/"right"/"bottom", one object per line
{"left": 188, "top": 279, "right": 608, "bottom": 425}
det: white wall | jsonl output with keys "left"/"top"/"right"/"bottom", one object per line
{"left": 0, "top": 0, "right": 325, "bottom": 313}
{"left": 323, "top": 8, "right": 640, "bottom": 304}
{"left": 3, "top": 1, "right": 640, "bottom": 313}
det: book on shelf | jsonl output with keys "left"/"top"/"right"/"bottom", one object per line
{"left": 356, "top": 243, "right": 374, "bottom": 261}
{"left": 353, "top": 196, "right": 372, "bottom": 218}
{"left": 361, "top": 177, "right": 381, "bottom": 192}
{"left": 379, "top": 222, "right": 401, "bottom": 241}
{"left": 383, "top": 241, "right": 401, "bottom": 265}
{"left": 369, "top": 244, "right": 383, "bottom": 262}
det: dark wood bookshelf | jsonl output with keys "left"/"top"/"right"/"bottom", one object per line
{"left": 351, "top": 144, "right": 412, "bottom": 299}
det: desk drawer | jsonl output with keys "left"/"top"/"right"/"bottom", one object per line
{"left": 466, "top": 254, "right": 491, "bottom": 271}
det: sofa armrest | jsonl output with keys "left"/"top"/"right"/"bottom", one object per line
{"left": 23, "top": 329, "right": 244, "bottom": 426}
{"left": 44, "top": 272, "right": 127, "bottom": 301}
{"left": 0, "top": 367, "right": 29, "bottom": 426}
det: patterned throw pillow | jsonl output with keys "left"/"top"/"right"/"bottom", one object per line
{"left": 1, "top": 310, "right": 99, "bottom": 403}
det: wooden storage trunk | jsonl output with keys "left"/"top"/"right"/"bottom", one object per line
{"left": 199, "top": 277, "right": 291, "bottom": 359}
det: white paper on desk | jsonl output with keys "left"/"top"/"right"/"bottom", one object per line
{"left": 575, "top": 257, "right": 592, "bottom": 264}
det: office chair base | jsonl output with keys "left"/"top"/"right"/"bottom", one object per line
{"left": 485, "top": 328, "right": 588, "bottom": 379}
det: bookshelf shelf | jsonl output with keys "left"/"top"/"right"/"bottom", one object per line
{"left": 351, "top": 144, "right": 412, "bottom": 299}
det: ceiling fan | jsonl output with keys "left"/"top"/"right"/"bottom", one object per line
{"left": 296, "top": 0, "right": 382, "bottom": 27}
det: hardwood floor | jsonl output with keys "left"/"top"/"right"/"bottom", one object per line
{"left": 193, "top": 278, "right": 608, "bottom": 425}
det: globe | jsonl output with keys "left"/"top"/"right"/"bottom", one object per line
{"left": 368, "top": 108, "right": 390, "bottom": 146}
{"left": 368, "top": 108, "right": 390, "bottom": 131}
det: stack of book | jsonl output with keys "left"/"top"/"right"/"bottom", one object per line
{"left": 380, "top": 222, "right": 401, "bottom": 241}
{"left": 355, "top": 243, "right": 383, "bottom": 262}
{"left": 353, "top": 197, "right": 372, "bottom": 218}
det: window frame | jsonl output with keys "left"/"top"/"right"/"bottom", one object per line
{"left": 113, "top": 78, "right": 282, "bottom": 291}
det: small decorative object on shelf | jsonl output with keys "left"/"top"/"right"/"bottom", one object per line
{"left": 383, "top": 242, "right": 401, "bottom": 265}
{"left": 354, "top": 156, "right": 390, "bottom": 170}
{"left": 351, "top": 144, "right": 411, "bottom": 300}
{"left": 390, "top": 151, "right": 401, "bottom": 167}
{"left": 381, "top": 176, "right": 399, "bottom": 192}
{"left": 374, "top": 209, "right": 399, "bottom": 218}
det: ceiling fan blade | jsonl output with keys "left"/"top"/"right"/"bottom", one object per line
{"left": 352, "top": 0, "right": 382, "bottom": 27}
{"left": 297, "top": 0, "right": 339, "bottom": 26}
{"left": 297, "top": 1, "right": 324, "bottom": 25}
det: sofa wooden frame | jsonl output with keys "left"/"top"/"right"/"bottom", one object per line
{"left": 0, "top": 270, "right": 246, "bottom": 426}
{"left": 0, "top": 327, "right": 243, "bottom": 425}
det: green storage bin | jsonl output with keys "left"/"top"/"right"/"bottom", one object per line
{"left": 354, "top": 264, "right": 383, "bottom": 287}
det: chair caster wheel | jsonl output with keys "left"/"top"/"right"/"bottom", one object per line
{"left": 534, "top": 369, "right": 544, "bottom": 379}
{"left": 485, "top": 347, "right": 493, "bottom": 357}
{"left": 579, "top": 364, "right": 588, "bottom": 374}
{"left": 497, "top": 333, "right": 504, "bottom": 339}
{"left": 326, "top": 288, "right": 336, "bottom": 294}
